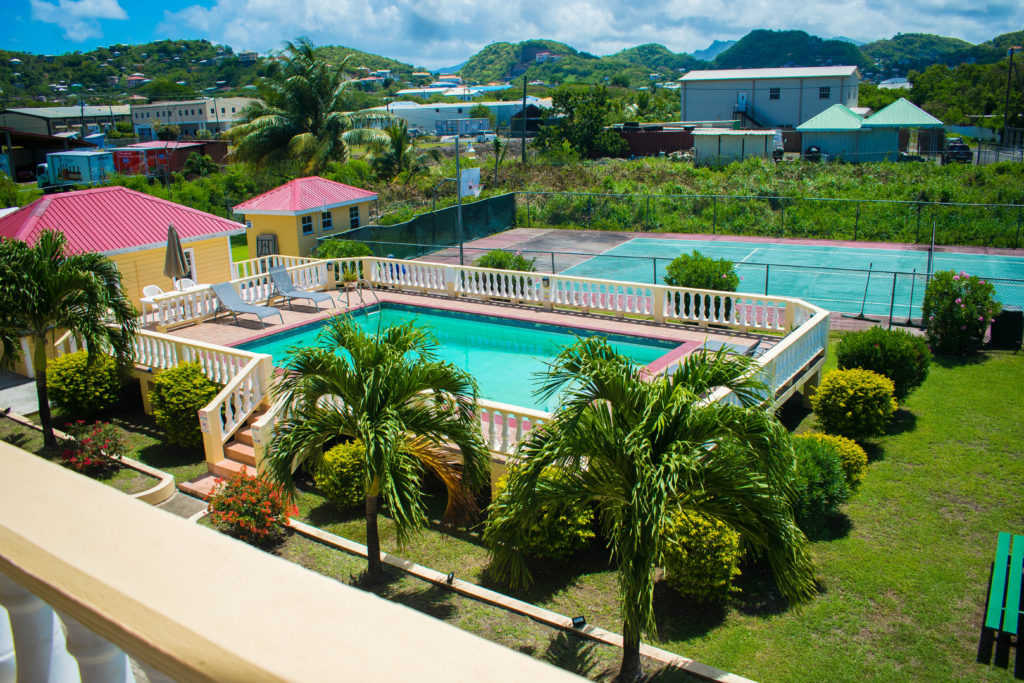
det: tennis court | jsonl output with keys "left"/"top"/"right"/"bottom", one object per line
{"left": 559, "top": 238, "right": 1024, "bottom": 318}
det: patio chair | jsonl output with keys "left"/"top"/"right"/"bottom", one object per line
{"left": 269, "top": 265, "right": 336, "bottom": 311}
{"left": 174, "top": 278, "right": 198, "bottom": 291}
{"left": 142, "top": 285, "right": 164, "bottom": 298}
{"left": 210, "top": 282, "right": 284, "bottom": 328}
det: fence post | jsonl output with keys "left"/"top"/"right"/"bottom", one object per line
{"left": 887, "top": 272, "right": 897, "bottom": 330}
{"left": 653, "top": 288, "right": 665, "bottom": 323}
{"left": 527, "top": 192, "right": 531, "bottom": 227}
{"left": 550, "top": 251, "right": 556, "bottom": 274}
{"left": 646, "top": 194, "right": 651, "bottom": 231}
{"left": 764, "top": 263, "right": 770, "bottom": 295}
{"left": 587, "top": 196, "right": 592, "bottom": 228}
{"left": 854, "top": 201, "right": 860, "bottom": 241}
{"left": 780, "top": 200, "right": 786, "bottom": 236}
{"left": 1016, "top": 205, "right": 1022, "bottom": 249}
{"left": 712, "top": 196, "right": 717, "bottom": 234}
{"left": 652, "top": 258, "right": 657, "bottom": 285}
{"left": 914, "top": 203, "right": 922, "bottom": 243}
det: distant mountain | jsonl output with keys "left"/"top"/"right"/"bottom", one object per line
{"left": 612, "top": 44, "right": 705, "bottom": 73}
{"left": 692, "top": 40, "right": 735, "bottom": 62}
{"left": 432, "top": 61, "right": 467, "bottom": 75}
{"left": 318, "top": 45, "right": 419, "bottom": 74}
{"left": 832, "top": 36, "right": 865, "bottom": 46}
{"left": 712, "top": 29, "right": 872, "bottom": 70}
{"left": 861, "top": 33, "right": 973, "bottom": 74}
{"left": 458, "top": 40, "right": 579, "bottom": 83}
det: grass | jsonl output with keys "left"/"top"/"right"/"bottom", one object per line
{"left": 245, "top": 338, "right": 1023, "bottom": 682}
{"left": 230, "top": 233, "right": 249, "bottom": 263}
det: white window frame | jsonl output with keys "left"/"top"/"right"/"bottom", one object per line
{"left": 301, "top": 215, "right": 313, "bottom": 235}
{"left": 182, "top": 247, "right": 197, "bottom": 281}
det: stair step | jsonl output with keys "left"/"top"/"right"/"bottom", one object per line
{"left": 246, "top": 410, "right": 268, "bottom": 426}
{"left": 224, "top": 441, "right": 255, "bottom": 467}
{"left": 234, "top": 425, "right": 254, "bottom": 447}
{"left": 209, "top": 458, "right": 258, "bottom": 480}
{"left": 178, "top": 473, "right": 222, "bottom": 501}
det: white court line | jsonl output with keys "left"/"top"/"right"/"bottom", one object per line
{"left": 739, "top": 248, "right": 759, "bottom": 263}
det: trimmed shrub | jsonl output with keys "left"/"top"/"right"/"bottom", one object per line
{"left": 836, "top": 327, "right": 931, "bottom": 401}
{"left": 60, "top": 420, "right": 128, "bottom": 476}
{"left": 46, "top": 351, "right": 120, "bottom": 416}
{"left": 921, "top": 269, "right": 1000, "bottom": 354}
{"left": 208, "top": 470, "right": 291, "bottom": 547}
{"left": 150, "top": 362, "right": 221, "bottom": 448}
{"left": 317, "top": 239, "right": 373, "bottom": 282}
{"left": 663, "top": 250, "right": 740, "bottom": 319}
{"left": 473, "top": 249, "right": 537, "bottom": 273}
{"left": 810, "top": 368, "right": 897, "bottom": 439}
{"left": 316, "top": 439, "right": 367, "bottom": 509}
{"left": 487, "top": 467, "right": 595, "bottom": 559}
{"left": 661, "top": 509, "right": 742, "bottom": 603}
{"left": 789, "top": 436, "right": 851, "bottom": 536}
{"left": 796, "top": 432, "right": 868, "bottom": 488}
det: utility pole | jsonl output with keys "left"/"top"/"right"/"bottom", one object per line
{"left": 521, "top": 75, "right": 527, "bottom": 164}
{"left": 1004, "top": 46, "right": 1021, "bottom": 148}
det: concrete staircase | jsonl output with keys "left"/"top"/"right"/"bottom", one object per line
{"left": 179, "top": 409, "right": 266, "bottom": 500}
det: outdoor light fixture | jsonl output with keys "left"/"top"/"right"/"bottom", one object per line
{"left": 542, "top": 276, "right": 550, "bottom": 287}
{"left": 446, "top": 572, "right": 455, "bottom": 585}
{"left": 571, "top": 616, "right": 586, "bottom": 628}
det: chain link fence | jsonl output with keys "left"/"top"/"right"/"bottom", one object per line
{"left": 518, "top": 192, "right": 1024, "bottom": 248}
{"left": 357, "top": 241, "right": 1024, "bottom": 323}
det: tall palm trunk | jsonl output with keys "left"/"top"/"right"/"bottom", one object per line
{"left": 618, "top": 627, "right": 643, "bottom": 681}
{"left": 33, "top": 335, "right": 55, "bottom": 447}
{"left": 365, "top": 476, "right": 384, "bottom": 582}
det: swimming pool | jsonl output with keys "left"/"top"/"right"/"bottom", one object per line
{"left": 560, "top": 237, "right": 1024, "bottom": 317}
{"left": 237, "top": 303, "right": 679, "bottom": 412}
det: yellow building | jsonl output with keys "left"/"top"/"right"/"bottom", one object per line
{"left": 0, "top": 185, "right": 243, "bottom": 306}
{"left": 233, "top": 176, "right": 378, "bottom": 258}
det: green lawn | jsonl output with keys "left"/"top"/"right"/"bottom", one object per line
{"left": 268, "top": 341, "right": 1024, "bottom": 682}
{"left": 230, "top": 233, "right": 249, "bottom": 263}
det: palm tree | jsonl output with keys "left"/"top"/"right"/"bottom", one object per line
{"left": 263, "top": 317, "right": 491, "bottom": 581}
{"left": 367, "top": 120, "right": 440, "bottom": 183}
{"left": 485, "top": 338, "right": 816, "bottom": 680}
{"left": 229, "top": 38, "right": 395, "bottom": 174}
{"left": 0, "top": 230, "right": 138, "bottom": 446}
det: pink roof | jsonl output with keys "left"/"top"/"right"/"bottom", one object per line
{"left": 125, "top": 141, "right": 203, "bottom": 150}
{"left": 232, "top": 176, "right": 378, "bottom": 215}
{"left": 0, "top": 186, "right": 244, "bottom": 255}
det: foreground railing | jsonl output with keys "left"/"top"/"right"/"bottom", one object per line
{"left": 0, "top": 443, "right": 577, "bottom": 682}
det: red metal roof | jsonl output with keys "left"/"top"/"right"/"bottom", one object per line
{"left": 232, "top": 176, "right": 377, "bottom": 215}
{"left": 0, "top": 186, "right": 244, "bottom": 255}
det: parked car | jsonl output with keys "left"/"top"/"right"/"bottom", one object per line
{"left": 476, "top": 131, "right": 498, "bottom": 142}
{"left": 897, "top": 152, "right": 928, "bottom": 163}
{"left": 942, "top": 138, "right": 973, "bottom": 164}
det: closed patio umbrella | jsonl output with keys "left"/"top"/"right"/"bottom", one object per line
{"left": 163, "top": 223, "right": 188, "bottom": 288}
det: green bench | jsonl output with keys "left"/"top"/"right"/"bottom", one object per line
{"left": 978, "top": 532, "right": 1024, "bottom": 678}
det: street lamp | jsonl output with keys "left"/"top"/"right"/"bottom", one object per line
{"left": 454, "top": 134, "right": 475, "bottom": 265}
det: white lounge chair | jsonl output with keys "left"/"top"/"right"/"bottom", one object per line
{"left": 210, "top": 283, "right": 284, "bottom": 328}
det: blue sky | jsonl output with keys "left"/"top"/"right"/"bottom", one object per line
{"left": 2, "top": 0, "right": 1022, "bottom": 68}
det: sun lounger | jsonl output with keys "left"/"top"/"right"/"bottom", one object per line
{"left": 269, "top": 265, "right": 336, "bottom": 311}
{"left": 210, "top": 282, "right": 284, "bottom": 328}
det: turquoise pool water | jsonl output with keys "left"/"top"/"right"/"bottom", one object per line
{"left": 238, "top": 303, "right": 678, "bottom": 411}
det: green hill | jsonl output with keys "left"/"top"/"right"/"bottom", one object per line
{"left": 317, "top": 45, "right": 419, "bottom": 74}
{"left": 862, "top": 33, "right": 974, "bottom": 73}
{"left": 712, "top": 29, "right": 872, "bottom": 70}
{"left": 458, "top": 40, "right": 579, "bottom": 83}
{"left": 612, "top": 44, "right": 705, "bottom": 74}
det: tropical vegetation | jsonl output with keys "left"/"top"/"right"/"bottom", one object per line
{"left": 263, "top": 317, "right": 491, "bottom": 582}
{"left": 485, "top": 338, "right": 816, "bottom": 679}
{"left": 922, "top": 269, "right": 1001, "bottom": 354}
{"left": 367, "top": 120, "right": 441, "bottom": 183}
{"left": 0, "top": 230, "right": 137, "bottom": 445}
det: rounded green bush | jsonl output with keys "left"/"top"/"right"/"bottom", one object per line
{"left": 789, "top": 436, "right": 851, "bottom": 536}
{"left": 473, "top": 249, "right": 537, "bottom": 272}
{"left": 487, "top": 467, "right": 595, "bottom": 560}
{"left": 663, "top": 250, "right": 739, "bottom": 319}
{"left": 810, "top": 368, "right": 897, "bottom": 439}
{"left": 796, "top": 432, "right": 868, "bottom": 488}
{"left": 316, "top": 439, "right": 367, "bottom": 509}
{"left": 661, "top": 510, "right": 742, "bottom": 603}
{"left": 46, "top": 351, "right": 120, "bottom": 416}
{"left": 921, "top": 269, "right": 1000, "bottom": 354}
{"left": 150, "top": 361, "right": 221, "bottom": 448}
{"left": 836, "top": 327, "right": 931, "bottom": 401}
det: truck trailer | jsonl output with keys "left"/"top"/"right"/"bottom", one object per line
{"left": 36, "top": 150, "right": 115, "bottom": 192}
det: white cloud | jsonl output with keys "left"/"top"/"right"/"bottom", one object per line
{"left": 155, "top": 0, "right": 1024, "bottom": 67}
{"left": 30, "top": 0, "right": 128, "bottom": 41}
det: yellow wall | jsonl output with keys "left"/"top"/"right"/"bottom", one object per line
{"left": 242, "top": 200, "right": 374, "bottom": 258}
{"left": 111, "top": 235, "right": 234, "bottom": 307}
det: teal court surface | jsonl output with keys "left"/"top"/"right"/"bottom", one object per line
{"left": 558, "top": 238, "right": 1024, "bottom": 318}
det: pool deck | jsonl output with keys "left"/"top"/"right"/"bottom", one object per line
{"left": 165, "top": 288, "right": 775, "bottom": 361}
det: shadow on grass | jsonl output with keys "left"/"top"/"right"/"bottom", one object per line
{"left": 802, "top": 511, "right": 853, "bottom": 542}
{"left": 885, "top": 408, "right": 917, "bottom": 436}
{"left": 479, "top": 542, "right": 615, "bottom": 606}
{"left": 379, "top": 582, "right": 457, "bottom": 621}
{"left": 932, "top": 351, "right": 988, "bottom": 369}
{"left": 777, "top": 395, "right": 812, "bottom": 432}
{"left": 651, "top": 579, "right": 729, "bottom": 641}
{"left": 861, "top": 441, "right": 884, "bottom": 463}
{"left": 542, "top": 632, "right": 602, "bottom": 678}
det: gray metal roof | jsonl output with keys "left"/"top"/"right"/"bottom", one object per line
{"left": 5, "top": 106, "right": 131, "bottom": 119}
{"left": 680, "top": 66, "right": 859, "bottom": 82}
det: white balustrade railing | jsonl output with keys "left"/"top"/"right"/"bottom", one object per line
{"left": 131, "top": 329, "right": 259, "bottom": 384}
{"left": 233, "top": 254, "right": 321, "bottom": 280}
{"left": 476, "top": 399, "right": 550, "bottom": 456}
{"left": 198, "top": 354, "right": 274, "bottom": 463}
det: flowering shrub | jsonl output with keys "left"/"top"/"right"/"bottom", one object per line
{"left": 835, "top": 327, "right": 931, "bottom": 401}
{"left": 810, "top": 368, "right": 897, "bottom": 439}
{"left": 795, "top": 432, "right": 868, "bottom": 488}
{"left": 47, "top": 351, "right": 120, "bottom": 416}
{"left": 61, "top": 420, "right": 128, "bottom": 476}
{"left": 207, "top": 471, "right": 292, "bottom": 547}
{"left": 661, "top": 509, "right": 743, "bottom": 603}
{"left": 921, "top": 269, "right": 1000, "bottom": 354}
{"left": 150, "top": 362, "right": 221, "bottom": 448}
{"left": 664, "top": 250, "right": 740, "bottom": 319}
{"left": 316, "top": 439, "right": 366, "bottom": 509}
{"left": 790, "top": 435, "right": 851, "bottom": 537}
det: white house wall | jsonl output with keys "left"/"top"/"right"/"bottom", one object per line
{"left": 800, "top": 128, "right": 898, "bottom": 162}
{"left": 681, "top": 75, "right": 860, "bottom": 128}
{"left": 382, "top": 101, "right": 544, "bottom": 133}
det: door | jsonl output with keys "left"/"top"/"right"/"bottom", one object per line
{"left": 737, "top": 92, "right": 748, "bottom": 112}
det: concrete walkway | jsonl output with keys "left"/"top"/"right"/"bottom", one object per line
{"left": 0, "top": 372, "right": 38, "bottom": 415}
{"left": 156, "top": 491, "right": 208, "bottom": 519}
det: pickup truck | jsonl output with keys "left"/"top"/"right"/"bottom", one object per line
{"left": 941, "top": 138, "right": 973, "bottom": 164}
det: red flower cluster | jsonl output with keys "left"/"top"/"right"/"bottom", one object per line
{"left": 60, "top": 421, "right": 127, "bottom": 477}
{"left": 207, "top": 471, "right": 291, "bottom": 547}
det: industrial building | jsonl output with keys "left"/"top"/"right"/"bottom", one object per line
{"left": 679, "top": 66, "right": 861, "bottom": 129}
{"left": 129, "top": 97, "right": 258, "bottom": 139}
{"left": 376, "top": 98, "right": 551, "bottom": 134}
{"left": 0, "top": 106, "right": 131, "bottom": 137}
